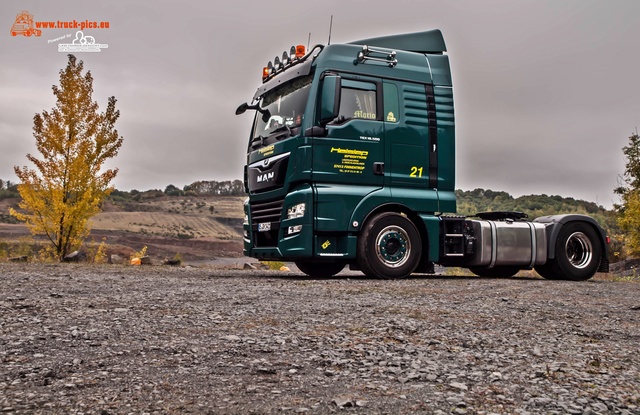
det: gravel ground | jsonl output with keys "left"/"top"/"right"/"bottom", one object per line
{"left": 1, "top": 263, "right": 639, "bottom": 415}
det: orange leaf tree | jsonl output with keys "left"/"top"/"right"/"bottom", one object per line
{"left": 615, "top": 131, "right": 640, "bottom": 257}
{"left": 10, "top": 54, "right": 123, "bottom": 260}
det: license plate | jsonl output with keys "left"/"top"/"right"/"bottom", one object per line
{"left": 258, "top": 222, "right": 271, "bottom": 232}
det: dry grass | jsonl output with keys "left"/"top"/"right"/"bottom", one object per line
{"left": 90, "top": 212, "right": 240, "bottom": 239}
{"left": 92, "top": 195, "right": 245, "bottom": 240}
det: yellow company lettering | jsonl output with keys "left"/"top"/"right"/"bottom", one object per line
{"left": 330, "top": 147, "right": 369, "bottom": 157}
{"left": 259, "top": 145, "right": 275, "bottom": 154}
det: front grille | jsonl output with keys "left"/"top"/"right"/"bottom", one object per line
{"left": 250, "top": 198, "right": 284, "bottom": 223}
{"left": 250, "top": 197, "right": 284, "bottom": 248}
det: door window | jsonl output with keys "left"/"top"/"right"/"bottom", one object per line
{"left": 331, "top": 80, "right": 378, "bottom": 124}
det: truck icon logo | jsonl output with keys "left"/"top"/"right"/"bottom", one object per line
{"left": 10, "top": 10, "right": 41, "bottom": 37}
{"left": 256, "top": 172, "right": 275, "bottom": 183}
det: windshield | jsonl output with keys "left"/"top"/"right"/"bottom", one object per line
{"left": 251, "top": 75, "right": 312, "bottom": 141}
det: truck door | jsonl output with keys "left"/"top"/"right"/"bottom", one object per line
{"left": 312, "top": 77, "right": 385, "bottom": 188}
{"left": 383, "top": 81, "right": 439, "bottom": 212}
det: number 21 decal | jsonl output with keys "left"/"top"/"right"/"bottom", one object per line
{"left": 410, "top": 166, "right": 424, "bottom": 178}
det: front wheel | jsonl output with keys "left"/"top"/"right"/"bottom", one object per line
{"left": 535, "top": 222, "right": 601, "bottom": 281}
{"left": 357, "top": 212, "right": 422, "bottom": 279}
{"left": 295, "top": 260, "right": 345, "bottom": 278}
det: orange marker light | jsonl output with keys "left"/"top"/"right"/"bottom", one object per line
{"left": 295, "top": 45, "right": 306, "bottom": 59}
{"left": 262, "top": 66, "right": 270, "bottom": 80}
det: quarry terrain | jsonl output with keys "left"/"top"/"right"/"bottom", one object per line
{"left": 0, "top": 195, "right": 245, "bottom": 263}
{"left": 0, "top": 263, "right": 639, "bottom": 414}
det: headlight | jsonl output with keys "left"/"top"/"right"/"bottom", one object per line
{"left": 287, "top": 225, "right": 303, "bottom": 235}
{"left": 287, "top": 203, "right": 305, "bottom": 219}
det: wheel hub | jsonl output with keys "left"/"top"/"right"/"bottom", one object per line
{"left": 565, "top": 231, "right": 593, "bottom": 269}
{"left": 376, "top": 227, "right": 411, "bottom": 268}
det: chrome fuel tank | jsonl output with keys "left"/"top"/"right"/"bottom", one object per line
{"left": 467, "top": 220, "right": 547, "bottom": 268}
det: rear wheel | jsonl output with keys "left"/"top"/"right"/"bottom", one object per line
{"left": 295, "top": 260, "right": 345, "bottom": 278}
{"left": 357, "top": 212, "right": 422, "bottom": 279}
{"left": 535, "top": 222, "right": 601, "bottom": 281}
{"left": 469, "top": 266, "right": 520, "bottom": 278}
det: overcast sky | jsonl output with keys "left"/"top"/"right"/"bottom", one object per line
{"left": 1, "top": 0, "right": 638, "bottom": 209}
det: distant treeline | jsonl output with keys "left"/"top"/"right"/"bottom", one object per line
{"left": 456, "top": 188, "right": 618, "bottom": 234}
{"left": 108, "top": 180, "right": 245, "bottom": 201}
{"left": 0, "top": 179, "right": 19, "bottom": 199}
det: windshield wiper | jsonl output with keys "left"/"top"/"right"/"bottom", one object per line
{"left": 271, "top": 124, "right": 292, "bottom": 138}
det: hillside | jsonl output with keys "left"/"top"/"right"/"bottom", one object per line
{"left": 455, "top": 189, "right": 617, "bottom": 230}
{"left": 0, "top": 195, "right": 246, "bottom": 261}
{"left": 96, "top": 195, "right": 244, "bottom": 239}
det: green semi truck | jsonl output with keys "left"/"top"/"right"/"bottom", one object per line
{"left": 236, "top": 30, "right": 609, "bottom": 280}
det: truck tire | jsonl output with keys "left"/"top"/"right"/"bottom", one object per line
{"left": 469, "top": 267, "right": 520, "bottom": 278}
{"left": 357, "top": 212, "right": 421, "bottom": 279}
{"left": 295, "top": 260, "right": 345, "bottom": 278}
{"left": 535, "top": 222, "right": 601, "bottom": 281}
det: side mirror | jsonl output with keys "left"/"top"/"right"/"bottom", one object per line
{"left": 235, "top": 102, "right": 249, "bottom": 115}
{"left": 236, "top": 102, "right": 271, "bottom": 121}
{"left": 320, "top": 75, "right": 341, "bottom": 124}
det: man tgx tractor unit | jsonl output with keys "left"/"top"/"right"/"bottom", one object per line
{"left": 236, "top": 30, "right": 609, "bottom": 280}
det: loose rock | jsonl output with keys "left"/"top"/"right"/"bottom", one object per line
{"left": 0, "top": 263, "right": 638, "bottom": 414}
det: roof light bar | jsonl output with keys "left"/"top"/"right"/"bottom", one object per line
{"left": 261, "top": 44, "right": 309, "bottom": 83}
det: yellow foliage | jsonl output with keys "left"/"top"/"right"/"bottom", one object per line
{"left": 37, "top": 244, "right": 61, "bottom": 262}
{"left": 87, "top": 237, "right": 109, "bottom": 264}
{"left": 9, "top": 55, "right": 122, "bottom": 261}
{"left": 130, "top": 245, "right": 148, "bottom": 260}
{"left": 262, "top": 260, "right": 284, "bottom": 270}
{"left": 618, "top": 190, "right": 640, "bottom": 257}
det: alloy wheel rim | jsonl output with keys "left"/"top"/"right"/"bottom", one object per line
{"left": 376, "top": 226, "right": 411, "bottom": 268}
{"left": 565, "top": 232, "right": 593, "bottom": 269}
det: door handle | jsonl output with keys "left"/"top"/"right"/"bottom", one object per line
{"left": 373, "top": 162, "right": 385, "bottom": 175}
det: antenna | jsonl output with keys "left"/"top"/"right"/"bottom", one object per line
{"left": 328, "top": 15, "right": 333, "bottom": 45}
{"left": 307, "top": 32, "right": 311, "bottom": 50}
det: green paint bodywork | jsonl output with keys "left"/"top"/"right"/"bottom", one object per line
{"left": 243, "top": 30, "right": 456, "bottom": 265}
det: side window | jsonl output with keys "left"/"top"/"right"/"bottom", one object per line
{"left": 333, "top": 80, "right": 378, "bottom": 124}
